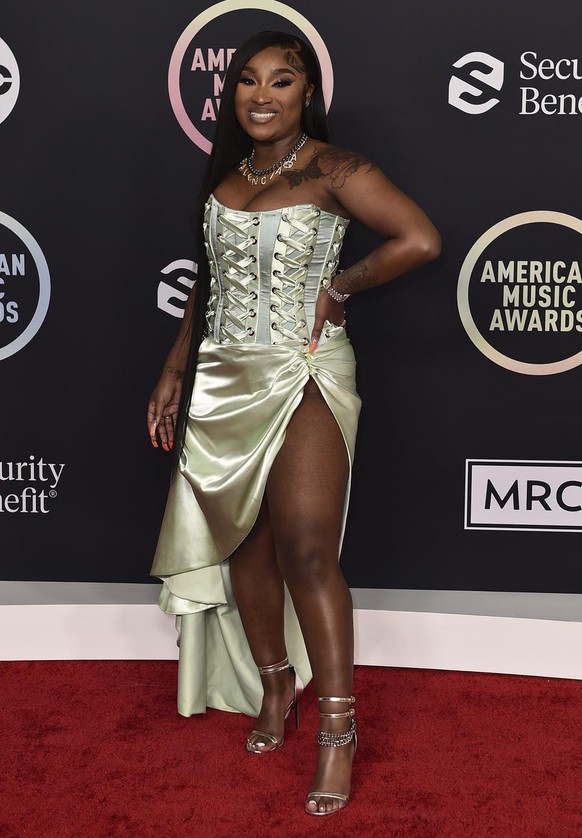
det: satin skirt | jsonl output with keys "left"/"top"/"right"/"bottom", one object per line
{"left": 151, "top": 324, "right": 361, "bottom": 717}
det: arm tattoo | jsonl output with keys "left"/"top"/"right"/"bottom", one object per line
{"left": 333, "top": 263, "right": 380, "bottom": 295}
{"left": 166, "top": 366, "right": 184, "bottom": 380}
{"left": 281, "top": 147, "right": 376, "bottom": 190}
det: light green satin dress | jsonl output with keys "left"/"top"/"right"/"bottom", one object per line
{"left": 151, "top": 195, "right": 361, "bottom": 717}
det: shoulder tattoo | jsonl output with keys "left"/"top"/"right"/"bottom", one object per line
{"left": 281, "top": 147, "right": 376, "bottom": 190}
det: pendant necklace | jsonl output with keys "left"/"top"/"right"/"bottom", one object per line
{"left": 239, "top": 133, "right": 308, "bottom": 186}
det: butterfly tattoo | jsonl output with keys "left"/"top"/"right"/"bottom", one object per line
{"left": 281, "top": 155, "right": 324, "bottom": 188}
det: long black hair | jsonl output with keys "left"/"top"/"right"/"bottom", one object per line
{"left": 172, "top": 30, "right": 330, "bottom": 469}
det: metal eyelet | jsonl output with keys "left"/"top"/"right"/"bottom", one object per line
{"left": 314, "top": 209, "right": 321, "bottom": 216}
{"left": 250, "top": 236, "right": 257, "bottom": 245}
{"left": 298, "top": 319, "right": 306, "bottom": 327}
{"left": 249, "top": 273, "right": 257, "bottom": 281}
{"left": 282, "top": 213, "right": 289, "bottom": 222}
{"left": 297, "top": 300, "right": 304, "bottom": 308}
{"left": 273, "top": 270, "right": 281, "bottom": 277}
{"left": 251, "top": 255, "right": 257, "bottom": 262}
{"left": 276, "top": 234, "right": 284, "bottom": 242}
{"left": 302, "top": 337, "right": 309, "bottom": 346}
{"left": 249, "top": 309, "right": 256, "bottom": 317}
{"left": 271, "top": 323, "right": 278, "bottom": 330}
{"left": 250, "top": 291, "right": 258, "bottom": 300}
{"left": 246, "top": 327, "right": 255, "bottom": 336}
{"left": 307, "top": 246, "right": 314, "bottom": 254}
{"left": 324, "top": 330, "right": 330, "bottom": 338}
{"left": 271, "top": 286, "right": 279, "bottom": 294}
{"left": 274, "top": 252, "right": 282, "bottom": 260}
{"left": 299, "top": 281, "right": 305, "bottom": 289}
{"left": 270, "top": 303, "right": 278, "bottom": 312}
{"left": 252, "top": 217, "right": 260, "bottom": 226}
{"left": 311, "top": 227, "right": 317, "bottom": 234}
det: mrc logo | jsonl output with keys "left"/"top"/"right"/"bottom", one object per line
{"left": 465, "top": 459, "right": 582, "bottom": 532}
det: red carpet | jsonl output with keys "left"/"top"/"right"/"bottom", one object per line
{"left": 1, "top": 662, "right": 581, "bottom": 837}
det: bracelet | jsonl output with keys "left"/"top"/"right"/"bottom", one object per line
{"left": 322, "top": 277, "right": 350, "bottom": 303}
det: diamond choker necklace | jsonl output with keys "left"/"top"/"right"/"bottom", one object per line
{"left": 239, "top": 133, "right": 308, "bottom": 186}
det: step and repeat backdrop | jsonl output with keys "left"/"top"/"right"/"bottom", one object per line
{"left": 1, "top": 0, "right": 581, "bottom": 595}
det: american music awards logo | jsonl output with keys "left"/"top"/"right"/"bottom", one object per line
{"left": 0, "top": 212, "right": 51, "bottom": 361}
{"left": 457, "top": 211, "right": 582, "bottom": 375}
{"left": 167, "top": 0, "right": 334, "bottom": 153}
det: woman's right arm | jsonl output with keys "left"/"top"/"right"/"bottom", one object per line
{"left": 147, "top": 286, "right": 196, "bottom": 451}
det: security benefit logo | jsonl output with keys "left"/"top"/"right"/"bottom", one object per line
{"left": 449, "top": 52, "right": 504, "bottom": 114}
{"left": 0, "top": 212, "right": 51, "bottom": 361}
{"left": 450, "top": 49, "right": 582, "bottom": 116}
{"left": 465, "top": 460, "right": 582, "bottom": 532}
{"left": 168, "top": 0, "right": 333, "bottom": 152}
{"left": 457, "top": 211, "right": 582, "bottom": 375}
{"left": 0, "top": 456, "right": 65, "bottom": 514}
{"left": 0, "top": 37, "right": 20, "bottom": 125}
{"left": 158, "top": 259, "right": 197, "bottom": 318}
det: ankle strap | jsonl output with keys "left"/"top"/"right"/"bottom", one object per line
{"left": 257, "top": 657, "right": 289, "bottom": 676}
{"left": 317, "top": 717, "right": 356, "bottom": 747}
{"left": 318, "top": 695, "right": 355, "bottom": 719}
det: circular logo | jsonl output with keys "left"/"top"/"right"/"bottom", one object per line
{"left": 0, "top": 38, "right": 20, "bottom": 125}
{"left": 457, "top": 211, "right": 582, "bottom": 375}
{"left": 0, "top": 212, "right": 51, "bottom": 360}
{"left": 168, "top": 0, "right": 334, "bottom": 153}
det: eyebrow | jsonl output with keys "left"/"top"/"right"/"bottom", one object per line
{"left": 242, "top": 65, "right": 297, "bottom": 75}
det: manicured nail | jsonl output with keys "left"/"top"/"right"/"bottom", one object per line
{"left": 308, "top": 340, "right": 318, "bottom": 353}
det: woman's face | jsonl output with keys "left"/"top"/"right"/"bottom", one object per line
{"left": 234, "top": 46, "right": 314, "bottom": 145}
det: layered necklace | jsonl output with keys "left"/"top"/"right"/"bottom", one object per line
{"left": 239, "top": 132, "right": 308, "bottom": 186}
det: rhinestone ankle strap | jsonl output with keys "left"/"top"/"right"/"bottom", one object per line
{"left": 317, "top": 717, "right": 356, "bottom": 748}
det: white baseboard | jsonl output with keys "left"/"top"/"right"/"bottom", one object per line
{"left": 354, "top": 609, "right": 582, "bottom": 679}
{"left": 1, "top": 602, "right": 581, "bottom": 680}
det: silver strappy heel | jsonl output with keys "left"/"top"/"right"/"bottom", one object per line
{"left": 246, "top": 657, "right": 304, "bottom": 753}
{"left": 305, "top": 695, "right": 357, "bottom": 815}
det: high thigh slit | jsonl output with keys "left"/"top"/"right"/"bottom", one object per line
{"left": 151, "top": 197, "right": 361, "bottom": 717}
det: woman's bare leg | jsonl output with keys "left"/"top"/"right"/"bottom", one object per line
{"left": 229, "top": 500, "right": 295, "bottom": 748}
{"left": 266, "top": 379, "right": 355, "bottom": 813}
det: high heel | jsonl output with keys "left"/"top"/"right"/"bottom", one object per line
{"left": 246, "top": 657, "right": 304, "bottom": 754}
{"left": 305, "top": 695, "right": 357, "bottom": 816}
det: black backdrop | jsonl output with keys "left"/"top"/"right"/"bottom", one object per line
{"left": 1, "top": 0, "right": 581, "bottom": 594}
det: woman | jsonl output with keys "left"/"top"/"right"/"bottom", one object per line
{"left": 148, "top": 30, "right": 441, "bottom": 816}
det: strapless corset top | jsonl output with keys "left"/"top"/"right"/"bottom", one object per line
{"left": 204, "top": 194, "right": 349, "bottom": 346}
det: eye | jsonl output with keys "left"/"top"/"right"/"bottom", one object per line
{"left": 273, "top": 78, "right": 293, "bottom": 88}
{"left": 238, "top": 76, "right": 255, "bottom": 85}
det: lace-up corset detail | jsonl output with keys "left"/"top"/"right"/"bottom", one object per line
{"left": 204, "top": 196, "right": 349, "bottom": 345}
